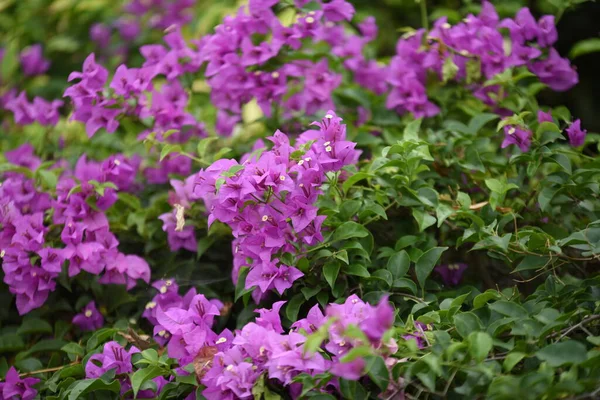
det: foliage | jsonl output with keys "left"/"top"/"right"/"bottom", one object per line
{"left": 1, "top": 0, "right": 599, "bottom": 399}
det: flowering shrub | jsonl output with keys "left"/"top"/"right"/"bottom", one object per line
{"left": 1, "top": 0, "right": 600, "bottom": 399}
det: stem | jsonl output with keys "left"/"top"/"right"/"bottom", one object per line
{"left": 418, "top": 0, "right": 429, "bottom": 30}
{"left": 548, "top": 314, "right": 600, "bottom": 341}
{"left": 19, "top": 361, "right": 80, "bottom": 377}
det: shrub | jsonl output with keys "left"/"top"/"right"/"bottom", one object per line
{"left": 1, "top": 0, "right": 599, "bottom": 399}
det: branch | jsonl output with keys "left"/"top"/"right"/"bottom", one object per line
{"left": 547, "top": 314, "right": 600, "bottom": 341}
{"left": 19, "top": 361, "right": 80, "bottom": 377}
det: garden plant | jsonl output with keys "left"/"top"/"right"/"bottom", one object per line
{"left": 1, "top": 0, "right": 599, "bottom": 399}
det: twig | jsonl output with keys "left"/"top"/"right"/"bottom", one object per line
{"left": 547, "top": 314, "right": 600, "bottom": 341}
{"left": 19, "top": 361, "right": 80, "bottom": 377}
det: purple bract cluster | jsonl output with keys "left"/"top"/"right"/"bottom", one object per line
{"left": 193, "top": 111, "right": 359, "bottom": 301}
{"left": 138, "top": 279, "right": 397, "bottom": 400}
{"left": 0, "top": 145, "right": 150, "bottom": 314}
{"left": 386, "top": 2, "right": 578, "bottom": 118}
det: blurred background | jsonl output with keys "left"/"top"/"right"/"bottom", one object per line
{"left": 1, "top": 0, "right": 599, "bottom": 129}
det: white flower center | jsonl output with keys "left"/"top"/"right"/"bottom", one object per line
{"left": 146, "top": 301, "right": 157, "bottom": 309}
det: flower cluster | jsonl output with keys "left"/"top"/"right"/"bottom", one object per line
{"left": 500, "top": 111, "right": 587, "bottom": 152}
{"left": 89, "top": 0, "right": 196, "bottom": 55}
{"left": 143, "top": 279, "right": 398, "bottom": 399}
{"left": 0, "top": 367, "right": 39, "bottom": 400}
{"left": 0, "top": 144, "right": 150, "bottom": 314}
{"left": 193, "top": 111, "right": 359, "bottom": 300}
{"left": 85, "top": 341, "right": 169, "bottom": 398}
{"left": 201, "top": 295, "right": 396, "bottom": 399}
{"left": 197, "top": 0, "right": 385, "bottom": 133}
{"left": 1, "top": 90, "right": 63, "bottom": 126}
{"left": 141, "top": 278, "right": 223, "bottom": 346}
{"left": 63, "top": 44, "right": 207, "bottom": 170}
{"left": 386, "top": 2, "right": 578, "bottom": 118}
{"left": 63, "top": 0, "right": 384, "bottom": 137}
{"left": 19, "top": 44, "right": 50, "bottom": 76}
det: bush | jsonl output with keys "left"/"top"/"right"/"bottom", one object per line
{"left": 1, "top": 0, "right": 599, "bottom": 399}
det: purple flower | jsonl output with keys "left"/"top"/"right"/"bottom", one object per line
{"left": 72, "top": 301, "right": 104, "bottom": 331}
{"left": 361, "top": 295, "right": 395, "bottom": 341}
{"left": 501, "top": 125, "right": 532, "bottom": 152}
{"left": 67, "top": 53, "right": 108, "bottom": 90}
{"left": 435, "top": 263, "right": 468, "bottom": 286}
{"left": 90, "top": 23, "right": 112, "bottom": 48}
{"left": 85, "top": 341, "right": 139, "bottom": 378}
{"left": 0, "top": 367, "right": 39, "bottom": 400}
{"left": 537, "top": 15, "right": 558, "bottom": 47}
{"left": 529, "top": 49, "right": 578, "bottom": 92}
{"left": 322, "top": 0, "right": 355, "bottom": 22}
{"left": 537, "top": 110, "right": 553, "bottom": 124}
{"left": 255, "top": 301, "right": 286, "bottom": 334}
{"left": 19, "top": 44, "right": 50, "bottom": 76}
{"left": 566, "top": 119, "right": 586, "bottom": 147}
{"left": 358, "top": 16, "right": 378, "bottom": 41}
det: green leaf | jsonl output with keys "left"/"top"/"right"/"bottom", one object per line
{"left": 61, "top": 343, "right": 84, "bottom": 358}
{"left": 131, "top": 366, "right": 164, "bottom": 398}
{"left": 404, "top": 119, "right": 422, "bottom": 141}
{"left": 159, "top": 144, "right": 181, "bottom": 161}
{"left": 473, "top": 291, "right": 501, "bottom": 308}
{"left": 569, "top": 38, "right": 600, "bottom": 58}
{"left": 333, "top": 221, "right": 370, "bottom": 241}
{"left": 214, "top": 147, "right": 232, "bottom": 160}
{"left": 453, "top": 312, "right": 483, "bottom": 338}
{"left": 301, "top": 286, "right": 321, "bottom": 300}
{"left": 538, "top": 187, "right": 558, "bottom": 212}
{"left": 67, "top": 378, "right": 121, "bottom": 400}
{"left": 551, "top": 153, "right": 572, "bottom": 174}
{"left": 442, "top": 56, "right": 459, "bottom": 83}
{"left": 485, "top": 178, "right": 504, "bottom": 193}
{"left": 489, "top": 301, "right": 528, "bottom": 318}
{"left": 196, "top": 236, "right": 215, "bottom": 260}
{"left": 364, "top": 355, "right": 389, "bottom": 391}
{"left": 413, "top": 209, "right": 436, "bottom": 232}
{"left": 339, "top": 346, "right": 374, "bottom": 363}
{"left": 339, "top": 379, "right": 368, "bottom": 400}
{"left": 286, "top": 294, "right": 305, "bottom": 322}
{"left": 1, "top": 40, "right": 19, "bottom": 80}
{"left": 38, "top": 169, "right": 58, "bottom": 189}
{"left": 514, "top": 255, "right": 550, "bottom": 272}
{"left": 342, "top": 172, "right": 371, "bottom": 193}
{"left": 17, "top": 318, "right": 53, "bottom": 335}
{"left": 345, "top": 264, "right": 370, "bottom": 278}
{"left": 503, "top": 352, "right": 526, "bottom": 372}
{"left": 196, "top": 136, "right": 218, "bottom": 157}
{"left": 535, "top": 341, "right": 587, "bottom": 367}
{"left": 86, "top": 328, "right": 118, "bottom": 352}
{"left": 387, "top": 250, "right": 410, "bottom": 280}
{"left": 468, "top": 332, "right": 493, "bottom": 362}
{"left": 334, "top": 249, "right": 349, "bottom": 264}
{"left": 436, "top": 203, "right": 454, "bottom": 227}
{"left": 16, "top": 339, "right": 67, "bottom": 361}
{"left": 234, "top": 266, "right": 253, "bottom": 302}
{"left": 465, "top": 58, "right": 481, "bottom": 84}
{"left": 323, "top": 262, "right": 340, "bottom": 289}
{"left": 415, "top": 247, "right": 448, "bottom": 288}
